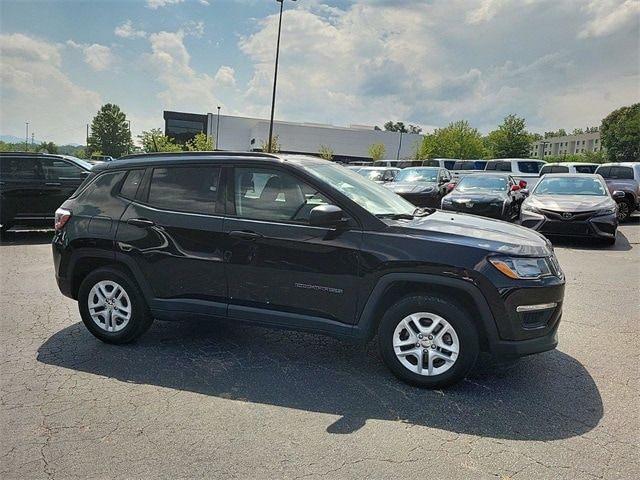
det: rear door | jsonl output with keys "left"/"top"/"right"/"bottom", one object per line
{"left": 116, "top": 164, "right": 228, "bottom": 314}
{"left": 223, "top": 164, "right": 362, "bottom": 325}
{"left": 0, "top": 156, "right": 45, "bottom": 221}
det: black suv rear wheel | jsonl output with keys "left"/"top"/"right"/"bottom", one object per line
{"left": 78, "top": 267, "right": 153, "bottom": 344}
{"left": 378, "top": 295, "right": 479, "bottom": 388}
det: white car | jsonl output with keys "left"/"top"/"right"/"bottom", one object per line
{"left": 484, "top": 158, "right": 546, "bottom": 188}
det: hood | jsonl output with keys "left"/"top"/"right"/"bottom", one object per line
{"left": 385, "top": 182, "right": 437, "bottom": 194}
{"left": 389, "top": 210, "right": 552, "bottom": 256}
{"left": 445, "top": 192, "right": 507, "bottom": 203}
{"left": 524, "top": 195, "right": 614, "bottom": 212}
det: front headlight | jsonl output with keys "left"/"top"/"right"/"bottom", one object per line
{"left": 489, "top": 256, "right": 552, "bottom": 279}
{"left": 595, "top": 205, "right": 617, "bottom": 216}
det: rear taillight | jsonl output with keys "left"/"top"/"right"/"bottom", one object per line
{"left": 54, "top": 208, "right": 71, "bottom": 230}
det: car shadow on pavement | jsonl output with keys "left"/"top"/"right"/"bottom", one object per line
{"left": 37, "top": 319, "right": 603, "bottom": 440}
{"left": 0, "top": 230, "right": 54, "bottom": 246}
{"left": 548, "top": 228, "right": 634, "bottom": 251}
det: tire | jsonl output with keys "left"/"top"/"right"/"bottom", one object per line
{"left": 378, "top": 295, "right": 480, "bottom": 388}
{"left": 616, "top": 199, "right": 632, "bottom": 222}
{"left": 78, "top": 267, "right": 153, "bottom": 344}
{"left": 603, "top": 235, "right": 616, "bottom": 246}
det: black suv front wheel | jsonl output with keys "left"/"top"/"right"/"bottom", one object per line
{"left": 378, "top": 295, "right": 479, "bottom": 388}
{"left": 78, "top": 267, "right": 154, "bottom": 344}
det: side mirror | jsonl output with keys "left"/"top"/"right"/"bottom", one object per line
{"left": 510, "top": 184, "right": 521, "bottom": 192}
{"left": 309, "top": 205, "right": 346, "bottom": 228}
{"left": 445, "top": 182, "right": 456, "bottom": 192}
{"left": 80, "top": 170, "right": 90, "bottom": 177}
{"left": 519, "top": 180, "right": 527, "bottom": 188}
{"left": 612, "top": 190, "right": 625, "bottom": 200}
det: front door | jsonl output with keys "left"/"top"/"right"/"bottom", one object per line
{"left": 39, "top": 157, "right": 88, "bottom": 215}
{"left": 224, "top": 166, "right": 362, "bottom": 325}
{"left": 116, "top": 165, "right": 227, "bottom": 315}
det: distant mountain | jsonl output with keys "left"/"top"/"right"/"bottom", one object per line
{"left": 1, "top": 135, "right": 82, "bottom": 148}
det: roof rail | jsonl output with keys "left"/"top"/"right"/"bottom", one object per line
{"left": 119, "top": 151, "right": 280, "bottom": 161}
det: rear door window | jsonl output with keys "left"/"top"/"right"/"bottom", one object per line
{"left": 147, "top": 166, "right": 221, "bottom": 215}
{"left": 517, "top": 161, "right": 543, "bottom": 174}
{"left": 597, "top": 166, "right": 611, "bottom": 178}
{"left": 0, "top": 157, "right": 43, "bottom": 180}
{"left": 575, "top": 165, "right": 597, "bottom": 174}
{"left": 120, "top": 169, "right": 145, "bottom": 200}
{"left": 610, "top": 166, "right": 634, "bottom": 179}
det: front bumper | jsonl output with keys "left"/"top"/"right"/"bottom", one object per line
{"left": 520, "top": 210, "right": 617, "bottom": 239}
{"left": 397, "top": 192, "right": 440, "bottom": 208}
{"left": 441, "top": 201, "right": 504, "bottom": 219}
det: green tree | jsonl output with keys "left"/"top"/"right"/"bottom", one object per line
{"left": 87, "top": 104, "right": 133, "bottom": 158}
{"left": 600, "top": 103, "right": 640, "bottom": 161}
{"left": 486, "top": 114, "right": 531, "bottom": 158}
{"left": 318, "top": 145, "right": 334, "bottom": 161}
{"left": 414, "top": 134, "right": 434, "bottom": 160}
{"left": 368, "top": 143, "right": 386, "bottom": 161}
{"left": 37, "top": 141, "right": 58, "bottom": 154}
{"left": 138, "top": 128, "right": 182, "bottom": 153}
{"left": 430, "top": 120, "right": 486, "bottom": 159}
{"left": 544, "top": 129, "right": 567, "bottom": 139}
{"left": 186, "top": 132, "right": 214, "bottom": 151}
{"left": 260, "top": 135, "right": 281, "bottom": 153}
{"left": 382, "top": 121, "right": 422, "bottom": 134}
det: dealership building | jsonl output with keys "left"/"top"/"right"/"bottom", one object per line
{"left": 163, "top": 110, "right": 423, "bottom": 163}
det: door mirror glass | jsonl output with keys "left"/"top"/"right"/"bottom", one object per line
{"left": 309, "top": 205, "right": 345, "bottom": 228}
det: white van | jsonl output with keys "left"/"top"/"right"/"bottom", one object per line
{"left": 422, "top": 158, "right": 458, "bottom": 170}
{"left": 484, "top": 159, "right": 546, "bottom": 188}
{"left": 539, "top": 162, "right": 599, "bottom": 176}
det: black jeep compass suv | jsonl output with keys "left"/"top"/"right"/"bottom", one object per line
{"left": 52, "top": 152, "right": 565, "bottom": 388}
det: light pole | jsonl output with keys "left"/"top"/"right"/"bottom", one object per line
{"left": 267, "top": 0, "right": 296, "bottom": 153}
{"left": 216, "top": 106, "right": 221, "bottom": 150}
{"left": 396, "top": 131, "right": 404, "bottom": 159}
{"left": 25, "top": 122, "right": 29, "bottom": 151}
{"left": 128, "top": 120, "right": 132, "bottom": 154}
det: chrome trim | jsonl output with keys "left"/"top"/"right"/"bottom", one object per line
{"left": 516, "top": 302, "right": 558, "bottom": 313}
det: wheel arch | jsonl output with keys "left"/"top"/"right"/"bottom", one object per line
{"left": 354, "top": 273, "right": 499, "bottom": 349}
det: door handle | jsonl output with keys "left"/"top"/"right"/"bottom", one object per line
{"left": 127, "top": 218, "right": 156, "bottom": 228}
{"left": 229, "top": 230, "right": 263, "bottom": 241}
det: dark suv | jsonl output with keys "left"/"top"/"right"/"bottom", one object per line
{"left": 1, "top": 152, "right": 92, "bottom": 232}
{"left": 594, "top": 162, "right": 640, "bottom": 221}
{"left": 52, "top": 152, "right": 565, "bottom": 388}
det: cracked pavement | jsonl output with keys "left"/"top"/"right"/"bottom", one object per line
{"left": 1, "top": 219, "right": 639, "bottom": 479}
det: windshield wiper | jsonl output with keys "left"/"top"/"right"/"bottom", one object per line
{"left": 413, "top": 207, "right": 435, "bottom": 216}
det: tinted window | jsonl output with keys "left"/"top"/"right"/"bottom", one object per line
{"left": 0, "top": 157, "right": 42, "bottom": 180}
{"left": 517, "top": 161, "right": 543, "bottom": 174}
{"left": 234, "top": 168, "right": 330, "bottom": 223}
{"left": 610, "top": 166, "right": 634, "bottom": 179}
{"left": 539, "top": 165, "right": 553, "bottom": 176}
{"left": 486, "top": 161, "right": 511, "bottom": 171}
{"left": 575, "top": 165, "right": 597, "bottom": 174}
{"left": 120, "top": 169, "right": 145, "bottom": 200}
{"left": 422, "top": 160, "right": 439, "bottom": 167}
{"left": 40, "top": 158, "right": 85, "bottom": 180}
{"left": 148, "top": 167, "right": 220, "bottom": 214}
{"left": 596, "top": 166, "right": 611, "bottom": 178}
{"left": 444, "top": 160, "right": 455, "bottom": 169}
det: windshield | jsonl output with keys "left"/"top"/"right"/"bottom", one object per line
{"left": 395, "top": 168, "right": 439, "bottom": 183}
{"left": 456, "top": 176, "right": 508, "bottom": 192}
{"left": 358, "top": 169, "right": 385, "bottom": 181}
{"left": 533, "top": 177, "right": 607, "bottom": 196}
{"left": 306, "top": 163, "right": 415, "bottom": 216}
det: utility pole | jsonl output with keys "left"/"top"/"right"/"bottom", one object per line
{"left": 31, "top": 133, "right": 34, "bottom": 150}
{"left": 216, "top": 106, "right": 221, "bottom": 150}
{"left": 128, "top": 120, "right": 131, "bottom": 154}
{"left": 397, "top": 131, "right": 403, "bottom": 159}
{"left": 25, "top": 122, "right": 29, "bottom": 151}
{"left": 86, "top": 123, "right": 89, "bottom": 147}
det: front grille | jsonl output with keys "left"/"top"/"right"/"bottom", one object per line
{"left": 540, "top": 221, "right": 590, "bottom": 235}
{"left": 451, "top": 201, "right": 502, "bottom": 217}
{"left": 540, "top": 209, "right": 595, "bottom": 221}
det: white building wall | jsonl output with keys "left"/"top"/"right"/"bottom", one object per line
{"left": 207, "top": 114, "right": 423, "bottom": 160}
{"left": 530, "top": 131, "right": 602, "bottom": 158}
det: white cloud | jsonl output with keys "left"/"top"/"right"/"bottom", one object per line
{"left": 198, "top": 0, "right": 210, "bottom": 5}
{"left": 147, "top": 30, "right": 223, "bottom": 111}
{"left": 0, "top": 33, "right": 102, "bottom": 144}
{"left": 146, "top": 0, "right": 184, "bottom": 9}
{"left": 115, "top": 20, "right": 147, "bottom": 39}
{"left": 183, "top": 20, "right": 205, "bottom": 38}
{"left": 67, "top": 40, "right": 115, "bottom": 71}
{"left": 214, "top": 66, "right": 236, "bottom": 87}
{"left": 578, "top": 0, "right": 640, "bottom": 38}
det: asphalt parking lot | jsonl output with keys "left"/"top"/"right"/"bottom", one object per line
{"left": 1, "top": 220, "right": 639, "bottom": 479}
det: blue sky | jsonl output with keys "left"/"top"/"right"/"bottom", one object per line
{"left": 1, "top": 0, "right": 638, "bottom": 145}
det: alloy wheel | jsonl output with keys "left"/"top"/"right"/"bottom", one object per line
{"left": 617, "top": 201, "right": 630, "bottom": 221}
{"left": 393, "top": 312, "right": 460, "bottom": 376}
{"left": 88, "top": 280, "right": 132, "bottom": 332}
